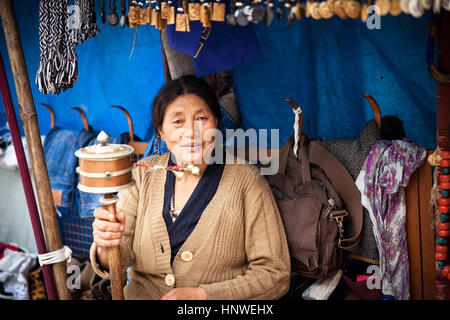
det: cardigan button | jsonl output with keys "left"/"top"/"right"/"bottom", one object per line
{"left": 181, "top": 251, "right": 193, "bottom": 262}
{"left": 165, "top": 274, "right": 175, "bottom": 286}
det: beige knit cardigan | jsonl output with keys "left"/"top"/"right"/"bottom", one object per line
{"left": 90, "top": 153, "right": 291, "bottom": 300}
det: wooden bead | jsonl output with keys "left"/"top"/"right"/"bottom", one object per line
{"left": 441, "top": 182, "right": 450, "bottom": 190}
{"left": 435, "top": 252, "right": 447, "bottom": 261}
{"left": 441, "top": 175, "right": 450, "bottom": 183}
{"left": 440, "top": 206, "right": 450, "bottom": 214}
{"left": 442, "top": 265, "right": 450, "bottom": 277}
{"left": 438, "top": 222, "right": 450, "bottom": 230}
{"left": 441, "top": 151, "right": 450, "bottom": 159}
{"left": 441, "top": 159, "right": 450, "bottom": 167}
{"left": 437, "top": 245, "right": 448, "bottom": 253}
{"left": 438, "top": 229, "right": 450, "bottom": 237}
{"left": 440, "top": 198, "right": 450, "bottom": 206}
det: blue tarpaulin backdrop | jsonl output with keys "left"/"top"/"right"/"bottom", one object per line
{"left": 0, "top": 0, "right": 437, "bottom": 150}
{"left": 232, "top": 13, "right": 436, "bottom": 149}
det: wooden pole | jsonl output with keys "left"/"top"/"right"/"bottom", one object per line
{"left": 0, "top": 0, "right": 71, "bottom": 300}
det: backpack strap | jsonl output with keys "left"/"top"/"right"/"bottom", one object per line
{"left": 277, "top": 136, "right": 294, "bottom": 175}
{"left": 308, "top": 139, "right": 363, "bottom": 251}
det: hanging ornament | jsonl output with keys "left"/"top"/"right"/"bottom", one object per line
{"left": 433, "top": 151, "right": 450, "bottom": 281}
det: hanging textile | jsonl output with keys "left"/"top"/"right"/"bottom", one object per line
{"left": 35, "top": 0, "right": 99, "bottom": 94}
{"left": 72, "top": 0, "right": 100, "bottom": 44}
{"left": 355, "top": 139, "right": 426, "bottom": 300}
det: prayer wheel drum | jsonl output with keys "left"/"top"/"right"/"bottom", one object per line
{"left": 74, "top": 131, "right": 134, "bottom": 300}
{"left": 75, "top": 131, "right": 135, "bottom": 193}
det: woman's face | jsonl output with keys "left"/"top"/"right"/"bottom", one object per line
{"left": 159, "top": 94, "right": 218, "bottom": 166}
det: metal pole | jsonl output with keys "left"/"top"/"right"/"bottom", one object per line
{"left": 0, "top": 0, "right": 71, "bottom": 300}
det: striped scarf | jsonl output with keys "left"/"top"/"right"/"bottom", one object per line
{"left": 36, "top": 0, "right": 99, "bottom": 95}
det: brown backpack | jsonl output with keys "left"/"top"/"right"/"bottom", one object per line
{"left": 265, "top": 135, "right": 363, "bottom": 279}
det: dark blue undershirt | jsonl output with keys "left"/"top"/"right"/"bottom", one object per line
{"left": 162, "top": 154, "right": 225, "bottom": 264}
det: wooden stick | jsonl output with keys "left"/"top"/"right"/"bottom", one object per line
{"left": 0, "top": 0, "right": 71, "bottom": 300}
{"left": 101, "top": 194, "right": 124, "bottom": 300}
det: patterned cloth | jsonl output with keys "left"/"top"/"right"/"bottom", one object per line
{"left": 355, "top": 139, "right": 426, "bottom": 300}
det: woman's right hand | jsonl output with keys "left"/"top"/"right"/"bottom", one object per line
{"left": 92, "top": 207, "right": 125, "bottom": 248}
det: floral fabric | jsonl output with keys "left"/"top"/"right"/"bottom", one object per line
{"left": 355, "top": 139, "right": 426, "bottom": 300}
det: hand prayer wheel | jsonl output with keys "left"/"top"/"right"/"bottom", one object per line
{"left": 75, "top": 131, "right": 135, "bottom": 300}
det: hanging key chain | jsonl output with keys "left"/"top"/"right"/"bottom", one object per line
{"left": 295, "top": 0, "right": 303, "bottom": 19}
{"left": 176, "top": 0, "right": 187, "bottom": 31}
{"left": 150, "top": 0, "right": 157, "bottom": 25}
{"left": 277, "top": 0, "right": 285, "bottom": 20}
{"left": 409, "top": 0, "right": 424, "bottom": 17}
{"left": 183, "top": 0, "right": 191, "bottom": 31}
{"left": 102, "top": 0, "right": 107, "bottom": 23}
{"left": 107, "top": 0, "right": 120, "bottom": 25}
{"left": 167, "top": 0, "right": 176, "bottom": 23}
{"left": 161, "top": 0, "right": 169, "bottom": 18}
{"left": 285, "top": 0, "right": 296, "bottom": 26}
{"left": 249, "top": 0, "right": 266, "bottom": 23}
{"left": 265, "top": 0, "right": 274, "bottom": 25}
{"left": 189, "top": 0, "right": 201, "bottom": 20}
{"left": 120, "top": 0, "right": 127, "bottom": 26}
{"left": 227, "top": 0, "right": 238, "bottom": 25}
{"left": 200, "top": 0, "right": 212, "bottom": 27}
{"left": 212, "top": 0, "right": 226, "bottom": 21}
{"left": 344, "top": 0, "right": 360, "bottom": 18}
{"left": 235, "top": 0, "right": 250, "bottom": 25}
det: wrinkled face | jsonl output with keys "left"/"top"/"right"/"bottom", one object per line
{"left": 159, "top": 94, "right": 218, "bottom": 166}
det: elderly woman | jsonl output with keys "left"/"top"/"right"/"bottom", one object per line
{"left": 90, "top": 75, "right": 290, "bottom": 300}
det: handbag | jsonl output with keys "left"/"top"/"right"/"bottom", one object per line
{"left": 265, "top": 134, "right": 363, "bottom": 279}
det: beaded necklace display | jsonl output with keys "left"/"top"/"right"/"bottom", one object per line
{"left": 434, "top": 151, "right": 450, "bottom": 279}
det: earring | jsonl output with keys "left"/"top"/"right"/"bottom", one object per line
{"left": 156, "top": 135, "right": 161, "bottom": 155}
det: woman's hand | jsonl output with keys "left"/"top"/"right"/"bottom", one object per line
{"left": 92, "top": 207, "right": 125, "bottom": 270}
{"left": 161, "top": 287, "right": 208, "bottom": 300}
{"left": 92, "top": 207, "right": 125, "bottom": 248}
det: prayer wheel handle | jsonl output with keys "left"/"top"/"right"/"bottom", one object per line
{"left": 100, "top": 193, "right": 124, "bottom": 300}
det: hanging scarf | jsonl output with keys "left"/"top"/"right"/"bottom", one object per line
{"left": 36, "top": 0, "right": 99, "bottom": 95}
{"left": 72, "top": 0, "right": 100, "bottom": 44}
{"left": 355, "top": 139, "right": 426, "bottom": 300}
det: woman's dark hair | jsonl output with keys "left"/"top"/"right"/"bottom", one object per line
{"left": 152, "top": 75, "right": 222, "bottom": 135}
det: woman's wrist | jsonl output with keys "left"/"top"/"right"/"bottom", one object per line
{"left": 96, "top": 245, "right": 110, "bottom": 271}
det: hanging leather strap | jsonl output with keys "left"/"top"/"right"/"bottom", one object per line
{"left": 308, "top": 139, "right": 363, "bottom": 251}
{"left": 276, "top": 136, "right": 293, "bottom": 176}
